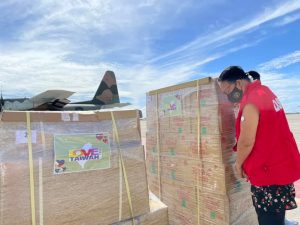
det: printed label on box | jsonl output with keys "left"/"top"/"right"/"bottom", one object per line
{"left": 54, "top": 133, "right": 111, "bottom": 174}
{"left": 161, "top": 95, "right": 182, "bottom": 117}
{"left": 16, "top": 130, "right": 37, "bottom": 144}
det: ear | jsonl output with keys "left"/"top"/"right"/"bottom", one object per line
{"left": 236, "top": 79, "right": 243, "bottom": 89}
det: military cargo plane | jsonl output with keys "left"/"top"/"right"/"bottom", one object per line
{"left": 0, "top": 71, "right": 130, "bottom": 111}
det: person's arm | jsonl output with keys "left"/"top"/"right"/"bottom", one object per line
{"left": 235, "top": 103, "right": 259, "bottom": 178}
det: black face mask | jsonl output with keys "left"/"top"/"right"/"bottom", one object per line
{"left": 227, "top": 85, "right": 243, "bottom": 103}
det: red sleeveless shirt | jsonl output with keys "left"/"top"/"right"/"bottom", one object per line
{"left": 236, "top": 81, "right": 300, "bottom": 186}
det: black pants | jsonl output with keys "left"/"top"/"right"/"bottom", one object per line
{"left": 256, "top": 209, "right": 286, "bottom": 225}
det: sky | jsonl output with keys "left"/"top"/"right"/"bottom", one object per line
{"left": 0, "top": 0, "right": 300, "bottom": 114}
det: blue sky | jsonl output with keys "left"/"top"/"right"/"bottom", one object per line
{"left": 0, "top": 0, "right": 300, "bottom": 113}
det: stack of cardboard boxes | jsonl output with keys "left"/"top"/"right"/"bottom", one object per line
{"left": 146, "top": 78, "right": 257, "bottom": 225}
{"left": 0, "top": 110, "right": 168, "bottom": 225}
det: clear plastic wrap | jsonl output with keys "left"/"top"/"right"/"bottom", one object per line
{"left": 112, "top": 192, "right": 168, "bottom": 225}
{"left": 146, "top": 78, "right": 257, "bottom": 225}
{"left": 0, "top": 110, "right": 149, "bottom": 225}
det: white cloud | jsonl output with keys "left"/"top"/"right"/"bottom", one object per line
{"left": 148, "top": 0, "right": 300, "bottom": 64}
{"left": 260, "top": 71, "right": 300, "bottom": 113}
{"left": 274, "top": 12, "right": 300, "bottom": 26}
{"left": 0, "top": 0, "right": 222, "bottom": 102}
{"left": 258, "top": 51, "right": 300, "bottom": 71}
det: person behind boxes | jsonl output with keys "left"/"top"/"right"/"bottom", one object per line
{"left": 218, "top": 66, "right": 300, "bottom": 225}
{"left": 247, "top": 70, "right": 260, "bottom": 80}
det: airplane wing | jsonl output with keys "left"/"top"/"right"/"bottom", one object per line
{"left": 29, "top": 90, "right": 75, "bottom": 110}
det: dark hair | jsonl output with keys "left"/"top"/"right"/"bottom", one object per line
{"left": 218, "top": 66, "right": 250, "bottom": 83}
{"left": 247, "top": 70, "right": 260, "bottom": 80}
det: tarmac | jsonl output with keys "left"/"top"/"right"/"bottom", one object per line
{"left": 286, "top": 198, "right": 300, "bottom": 222}
{"left": 286, "top": 114, "right": 300, "bottom": 222}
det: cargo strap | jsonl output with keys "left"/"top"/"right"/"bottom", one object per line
{"left": 39, "top": 121, "right": 46, "bottom": 225}
{"left": 111, "top": 112, "right": 136, "bottom": 225}
{"left": 196, "top": 80, "right": 202, "bottom": 225}
{"left": 155, "top": 93, "right": 162, "bottom": 199}
{"left": 26, "top": 112, "right": 37, "bottom": 225}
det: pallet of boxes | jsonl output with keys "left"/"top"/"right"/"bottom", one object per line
{"left": 146, "top": 77, "right": 258, "bottom": 225}
{"left": 0, "top": 109, "right": 168, "bottom": 225}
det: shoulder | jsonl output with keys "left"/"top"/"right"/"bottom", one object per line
{"left": 245, "top": 84, "right": 274, "bottom": 109}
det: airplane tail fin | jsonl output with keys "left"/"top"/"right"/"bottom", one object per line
{"left": 91, "top": 71, "right": 120, "bottom": 105}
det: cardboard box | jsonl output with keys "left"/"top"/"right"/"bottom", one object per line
{"left": 161, "top": 181, "right": 255, "bottom": 225}
{"left": 0, "top": 110, "right": 149, "bottom": 225}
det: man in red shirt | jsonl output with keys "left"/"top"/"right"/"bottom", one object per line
{"left": 218, "top": 66, "right": 300, "bottom": 225}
